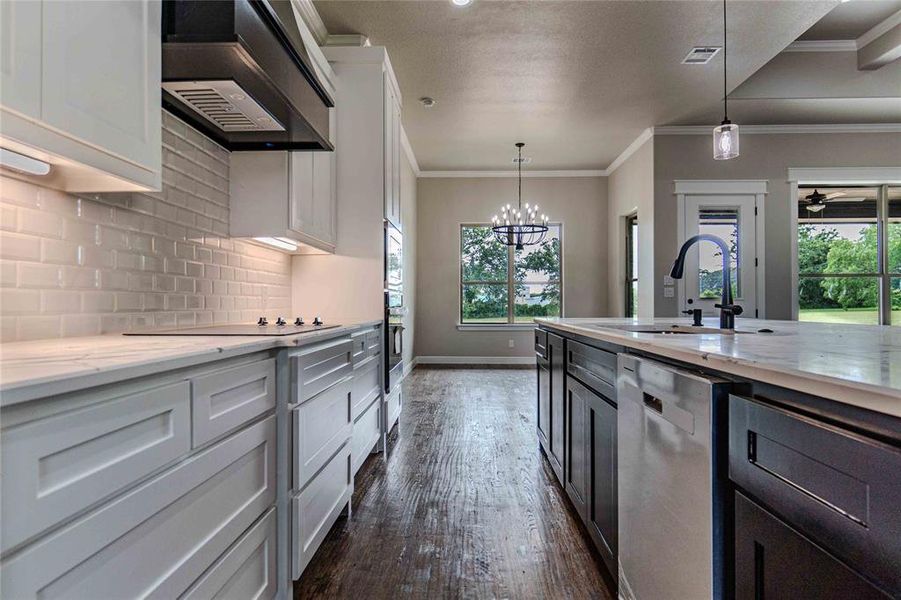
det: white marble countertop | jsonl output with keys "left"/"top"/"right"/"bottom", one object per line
{"left": 0, "top": 320, "right": 383, "bottom": 406}
{"left": 535, "top": 317, "right": 901, "bottom": 419}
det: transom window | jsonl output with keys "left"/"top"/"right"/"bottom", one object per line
{"left": 797, "top": 185, "right": 900, "bottom": 326}
{"left": 460, "top": 224, "right": 562, "bottom": 324}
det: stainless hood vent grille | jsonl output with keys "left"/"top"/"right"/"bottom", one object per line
{"left": 161, "top": 81, "right": 285, "bottom": 132}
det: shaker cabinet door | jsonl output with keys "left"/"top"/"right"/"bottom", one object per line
{"left": 548, "top": 333, "right": 566, "bottom": 482}
{"left": 734, "top": 492, "right": 891, "bottom": 600}
{"left": 564, "top": 375, "right": 588, "bottom": 520}
{"left": 0, "top": 0, "right": 41, "bottom": 118}
{"left": 41, "top": 0, "right": 161, "bottom": 169}
{"left": 289, "top": 152, "right": 315, "bottom": 235}
{"left": 586, "top": 389, "right": 617, "bottom": 576}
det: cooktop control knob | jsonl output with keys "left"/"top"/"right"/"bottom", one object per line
{"left": 275, "top": 317, "right": 287, "bottom": 327}
{"left": 294, "top": 317, "right": 304, "bottom": 326}
{"left": 257, "top": 317, "right": 268, "bottom": 327}
{"left": 312, "top": 316, "right": 323, "bottom": 327}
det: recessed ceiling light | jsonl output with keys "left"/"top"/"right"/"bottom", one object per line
{"left": 451, "top": 0, "right": 472, "bottom": 6}
{"left": 419, "top": 96, "right": 436, "bottom": 108}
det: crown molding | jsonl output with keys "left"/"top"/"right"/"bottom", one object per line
{"left": 418, "top": 170, "right": 607, "bottom": 178}
{"left": 325, "top": 34, "right": 371, "bottom": 47}
{"left": 655, "top": 123, "right": 901, "bottom": 135}
{"left": 400, "top": 125, "right": 420, "bottom": 176}
{"left": 604, "top": 128, "right": 654, "bottom": 175}
{"left": 289, "top": 0, "right": 328, "bottom": 46}
{"left": 857, "top": 8, "right": 901, "bottom": 48}
{"left": 783, "top": 39, "right": 857, "bottom": 52}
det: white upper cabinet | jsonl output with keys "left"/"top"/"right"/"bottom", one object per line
{"left": 230, "top": 147, "right": 337, "bottom": 254}
{"left": 0, "top": 0, "right": 162, "bottom": 192}
{"left": 0, "top": 0, "right": 41, "bottom": 119}
{"left": 384, "top": 77, "right": 402, "bottom": 231}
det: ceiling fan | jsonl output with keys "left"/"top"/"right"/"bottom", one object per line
{"left": 800, "top": 189, "right": 866, "bottom": 213}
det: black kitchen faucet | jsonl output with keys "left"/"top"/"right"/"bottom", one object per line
{"left": 670, "top": 234, "right": 743, "bottom": 329}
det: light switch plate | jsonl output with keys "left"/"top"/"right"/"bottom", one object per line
{"left": 663, "top": 287, "right": 675, "bottom": 298}
{"left": 663, "top": 275, "right": 675, "bottom": 286}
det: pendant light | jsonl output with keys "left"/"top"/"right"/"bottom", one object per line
{"left": 491, "top": 143, "right": 549, "bottom": 250}
{"left": 713, "top": 0, "right": 739, "bottom": 160}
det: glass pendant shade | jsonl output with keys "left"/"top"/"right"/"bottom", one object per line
{"left": 713, "top": 121, "right": 739, "bottom": 160}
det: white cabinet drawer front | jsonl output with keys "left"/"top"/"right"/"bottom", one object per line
{"left": 292, "top": 337, "right": 352, "bottom": 403}
{"left": 192, "top": 358, "right": 276, "bottom": 447}
{"left": 182, "top": 508, "right": 277, "bottom": 600}
{"left": 365, "top": 329, "right": 381, "bottom": 356}
{"left": 350, "top": 331, "right": 367, "bottom": 365}
{"left": 41, "top": 0, "right": 161, "bottom": 170}
{"left": 386, "top": 387, "right": 402, "bottom": 431}
{"left": 352, "top": 399, "right": 380, "bottom": 475}
{"left": 293, "top": 377, "right": 352, "bottom": 491}
{"left": 292, "top": 443, "right": 351, "bottom": 580}
{"left": 1, "top": 416, "right": 276, "bottom": 599}
{"left": 351, "top": 358, "right": 381, "bottom": 421}
{"left": 1, "top": 380, "right": 191, "bottom": 553}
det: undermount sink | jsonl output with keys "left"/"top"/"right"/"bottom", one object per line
{"left": 594, "top": 324, "right": 762, "bottom": 335}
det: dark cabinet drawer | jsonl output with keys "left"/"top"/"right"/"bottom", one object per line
{"left": 729, "top": 395, "right": 901, "bottom": 595}
{"left": 534, "top": 329, "right": 547, "bottom": 359}
{"left": 735, "top": 492, "right": 891, "bottom": 599}
{"left": 567, "top": 340, "right": 616, "bottom": 400}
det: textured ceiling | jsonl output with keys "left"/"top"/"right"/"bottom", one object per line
{"left": 799, "top": 0, "right": 901, "bottom": 40}
{"left": 315, "top": 0, "right": 837, "bottom": 170}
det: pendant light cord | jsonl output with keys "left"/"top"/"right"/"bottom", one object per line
{"left": 723, "top": 0, "right": 728, "bottom": 122}
{"left": 517, "top": 144, "right": 522, "bottom": 211}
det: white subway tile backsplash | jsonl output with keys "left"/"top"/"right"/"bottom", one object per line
{"left": 1, "top": 234, "right": 42, "bottom": 261}
{"left": 0, "top": 112, "right": 291, "bottom": 341}
{"left": 43, "top": 290, "right": 81, "bottom": 313}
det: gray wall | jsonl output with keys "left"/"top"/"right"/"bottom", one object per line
{"left": 653, "top": 132, "right": 901, "bottom": 318}
{"left": 415, "top": 176, "right": 608, "bottom": 358}
{"left": 607, "top": 138, "right": 654, "bottom": 318}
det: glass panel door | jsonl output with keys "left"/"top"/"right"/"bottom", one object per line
{"left": 683, "top": 194, "right": 758, "bottom": 319}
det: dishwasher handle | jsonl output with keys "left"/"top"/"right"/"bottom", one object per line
{"left": 643, "top": 393, "right": 663, "bottom": 414}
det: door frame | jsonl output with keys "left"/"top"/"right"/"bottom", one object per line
{"left": 787, "top": 167, "right": 901, "bottom": 320}
{"left": 674, "top": 180, "right": 768, "bottom": 318}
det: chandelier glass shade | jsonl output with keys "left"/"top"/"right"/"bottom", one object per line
{"left": 491, "top": 142, "right": 549, "bottom": 250}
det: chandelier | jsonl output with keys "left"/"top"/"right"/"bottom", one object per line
{"left": 491, "top": 142, "right": 549, "bottom": 250}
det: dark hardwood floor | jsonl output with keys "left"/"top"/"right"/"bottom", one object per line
{"left": 294, "top": 367, "right": 614, "bottom": 599}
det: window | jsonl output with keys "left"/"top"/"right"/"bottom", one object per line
{"left": 797, "top": 185, "right": 900, "bottom": 325}
{"left": 698, "top": 207, "right": 740, "bottom": 300}
{"left": 460, "top": 224, "right": 562, "bottom": 324}
{"left": 625, "top": 214, "right": 638, "bottom": 317}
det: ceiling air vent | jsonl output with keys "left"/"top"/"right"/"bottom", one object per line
{"left": 161, "top": 80, "right": 285, "bottom": 132}
{"left": 682, "top": 46, "right": 721, "bottom": 64}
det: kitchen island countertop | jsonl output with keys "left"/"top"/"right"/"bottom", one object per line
{"left": 536, "top": 317, "right": 901, "bottom": 419}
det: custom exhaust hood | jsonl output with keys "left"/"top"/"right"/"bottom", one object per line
{"left": 161, "top": 0, "right": 334, "bottom": 151}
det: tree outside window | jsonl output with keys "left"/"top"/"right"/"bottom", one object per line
{"left": 797, "top": 185, "right": 901, "bottom": 326}
{"left": 460, "top": 224, "right": 562, "bottom": 324}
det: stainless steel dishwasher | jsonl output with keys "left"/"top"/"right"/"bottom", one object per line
{"left": 617, "top": 354, "right": 732, "bottom": 600}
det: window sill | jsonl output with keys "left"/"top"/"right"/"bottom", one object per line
{"left": 456, "top": 324, "right": 537, "bottom": 332}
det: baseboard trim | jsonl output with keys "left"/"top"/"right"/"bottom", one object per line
{"left": 416, "top": 355, "right": 536, "bottom": 366}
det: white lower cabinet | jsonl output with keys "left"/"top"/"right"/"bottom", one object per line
{"left": 352, "top": 398, "right": 381, "bottom": 475}
{"left": 0, "top": 415, "right": 276, "bottom": 599}
{"left": 386, "top": 386, "right": 403, "bottom": 432}
{"left": 292, "top": 442, "right": 352, "bottom": 580}
{"left": 292, "top": 376, "right": 353, "bottom": 491}
{"left": 1, "top": 380, "right": 191, "bottom": 554}
{"left": 182, "top": 508, "right": 278, "bottom": 600}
